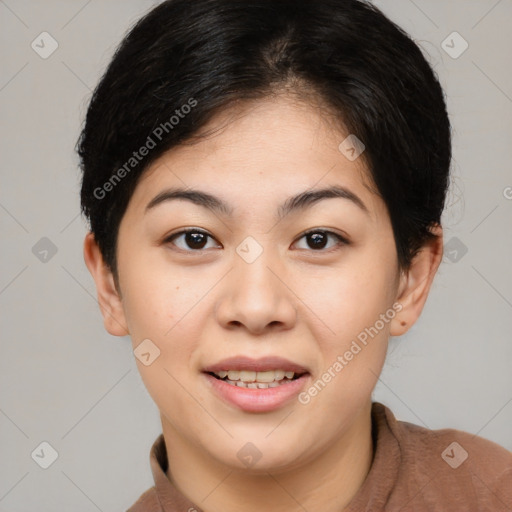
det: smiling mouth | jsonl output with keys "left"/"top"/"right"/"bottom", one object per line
{"left": 206, "top": 370, "right": 307, "bottom": 389}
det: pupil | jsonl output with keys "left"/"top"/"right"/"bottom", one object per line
{"left": 186, "top": 232, "right": 206, "bottom": 249}
{"left": 308, "top": 232, "right": 327, "bottom": 249}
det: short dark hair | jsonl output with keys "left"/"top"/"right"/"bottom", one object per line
{"left": 77, "top": 0, "right": 451, "bottom": 281}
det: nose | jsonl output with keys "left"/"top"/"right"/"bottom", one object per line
{"left": 214, "top": 249, "right": 297, "bottom": 335}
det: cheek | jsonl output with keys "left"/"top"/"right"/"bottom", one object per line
{"left": 118, "top": 250, "right": 201, "bottom": 339}
{"left": 294, "top": 245, "right": 397, "bottom": 403}
{"left": 297, "top": 287, "right": 391, "bottom": 414}
{"left": 298, "top": 251, "right": 396, "bottom": 339}
{"left": 118, "top": 251, "right": 210, "bottom": 357}
{"left": 123, "top": 267, "right": 205, "bottom": 411}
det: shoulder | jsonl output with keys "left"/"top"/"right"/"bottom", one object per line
{"left": 126, "top": 486, "right": 162, "bottom": 512}
{"left": 377, "top": 403, "right": 512, "bottom": 510}
{"left": 396, "top": 411, "right": 512, "bottom": 474}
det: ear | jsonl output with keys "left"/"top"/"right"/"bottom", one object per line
{"left": 390, "top": 224, "right": 443, "bottom": 336}
{"left": 83, "top": 232, "right": 129, "bottom": 336}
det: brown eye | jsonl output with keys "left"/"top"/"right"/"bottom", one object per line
{"left": 165, "top": 229, "right": 220, "bottom": 251}
{"left": 293, "top": 230, "right": 349, "bottom": 251}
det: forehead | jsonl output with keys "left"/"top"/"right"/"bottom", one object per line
{"left": 128, "top": 95, "right": 380, "bottom": 217}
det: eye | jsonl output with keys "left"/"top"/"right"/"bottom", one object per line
{"left": 163, "top": 228, "right": 348, "bottom": 253}
{"left": 164, "top": 229, "right": 221, "bottom": 251}
{"left": 292, "top": 229, "right": 349, "bottom": 251}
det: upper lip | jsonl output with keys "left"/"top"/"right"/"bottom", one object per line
{"left": 203, "top": 356, "right": 310, "bottom": 374}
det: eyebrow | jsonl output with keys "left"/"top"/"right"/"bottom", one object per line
{"left": 145, "top": 185, "right": 369, "bottom": 220}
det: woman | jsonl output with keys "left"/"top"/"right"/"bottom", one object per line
{"left": 78, "top": 0, "right": 512, "bottom": 510}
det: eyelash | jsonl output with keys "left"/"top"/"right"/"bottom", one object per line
{"left": 163, "top": 228, "right": 350, "bottom": 253}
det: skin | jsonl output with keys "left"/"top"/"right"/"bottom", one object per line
{"left": 84, "top": 95, "right": 443, "bottom": 512}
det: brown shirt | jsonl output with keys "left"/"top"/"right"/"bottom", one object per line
{"left": 126, "top": 402, "right": 512, "bottom": 511}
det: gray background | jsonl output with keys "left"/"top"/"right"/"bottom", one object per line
{"left": 1, "top": 0, "right": 511, "bottom": 510}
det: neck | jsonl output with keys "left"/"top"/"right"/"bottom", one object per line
{"left": 162, "top": 401, "right": 374, "bottom": 512}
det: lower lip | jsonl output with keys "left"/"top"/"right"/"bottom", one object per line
{"left": 203, "top": 373, "right": 310, "bottom": 413}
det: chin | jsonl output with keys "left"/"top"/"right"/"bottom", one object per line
{"left": 209, "top": 440, "right": 308, "bottom": 474}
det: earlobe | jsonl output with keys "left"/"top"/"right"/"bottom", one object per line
{"left": 83, "top": 232, "right": 129, "bottom": 337}
{"left": 390, "top": 225, "right": 443, "bottom": 337}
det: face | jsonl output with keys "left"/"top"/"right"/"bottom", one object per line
{"left": 104, "top": 96, "right": 407, "bottom": 471}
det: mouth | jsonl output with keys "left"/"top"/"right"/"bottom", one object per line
{"left": 205, "top": 369, "right": 307, "bottom": 389}
{"left": 201, "top": 355, "right": 311, "bottom": 412}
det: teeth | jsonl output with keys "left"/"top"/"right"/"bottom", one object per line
{"left": 212, "top": 369, "right": 299, "bottom": 383}
{"left": 274, "top": 370, "right": 285, "bottom": 380}
{"left": 239, "top": 370, "right": 256, "bottom": 381}
{"left": 256, "top": 370, "right": 276, "bottom": 383}
{"left": 226, "top": 379, "right": 284, "bottom": 389}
